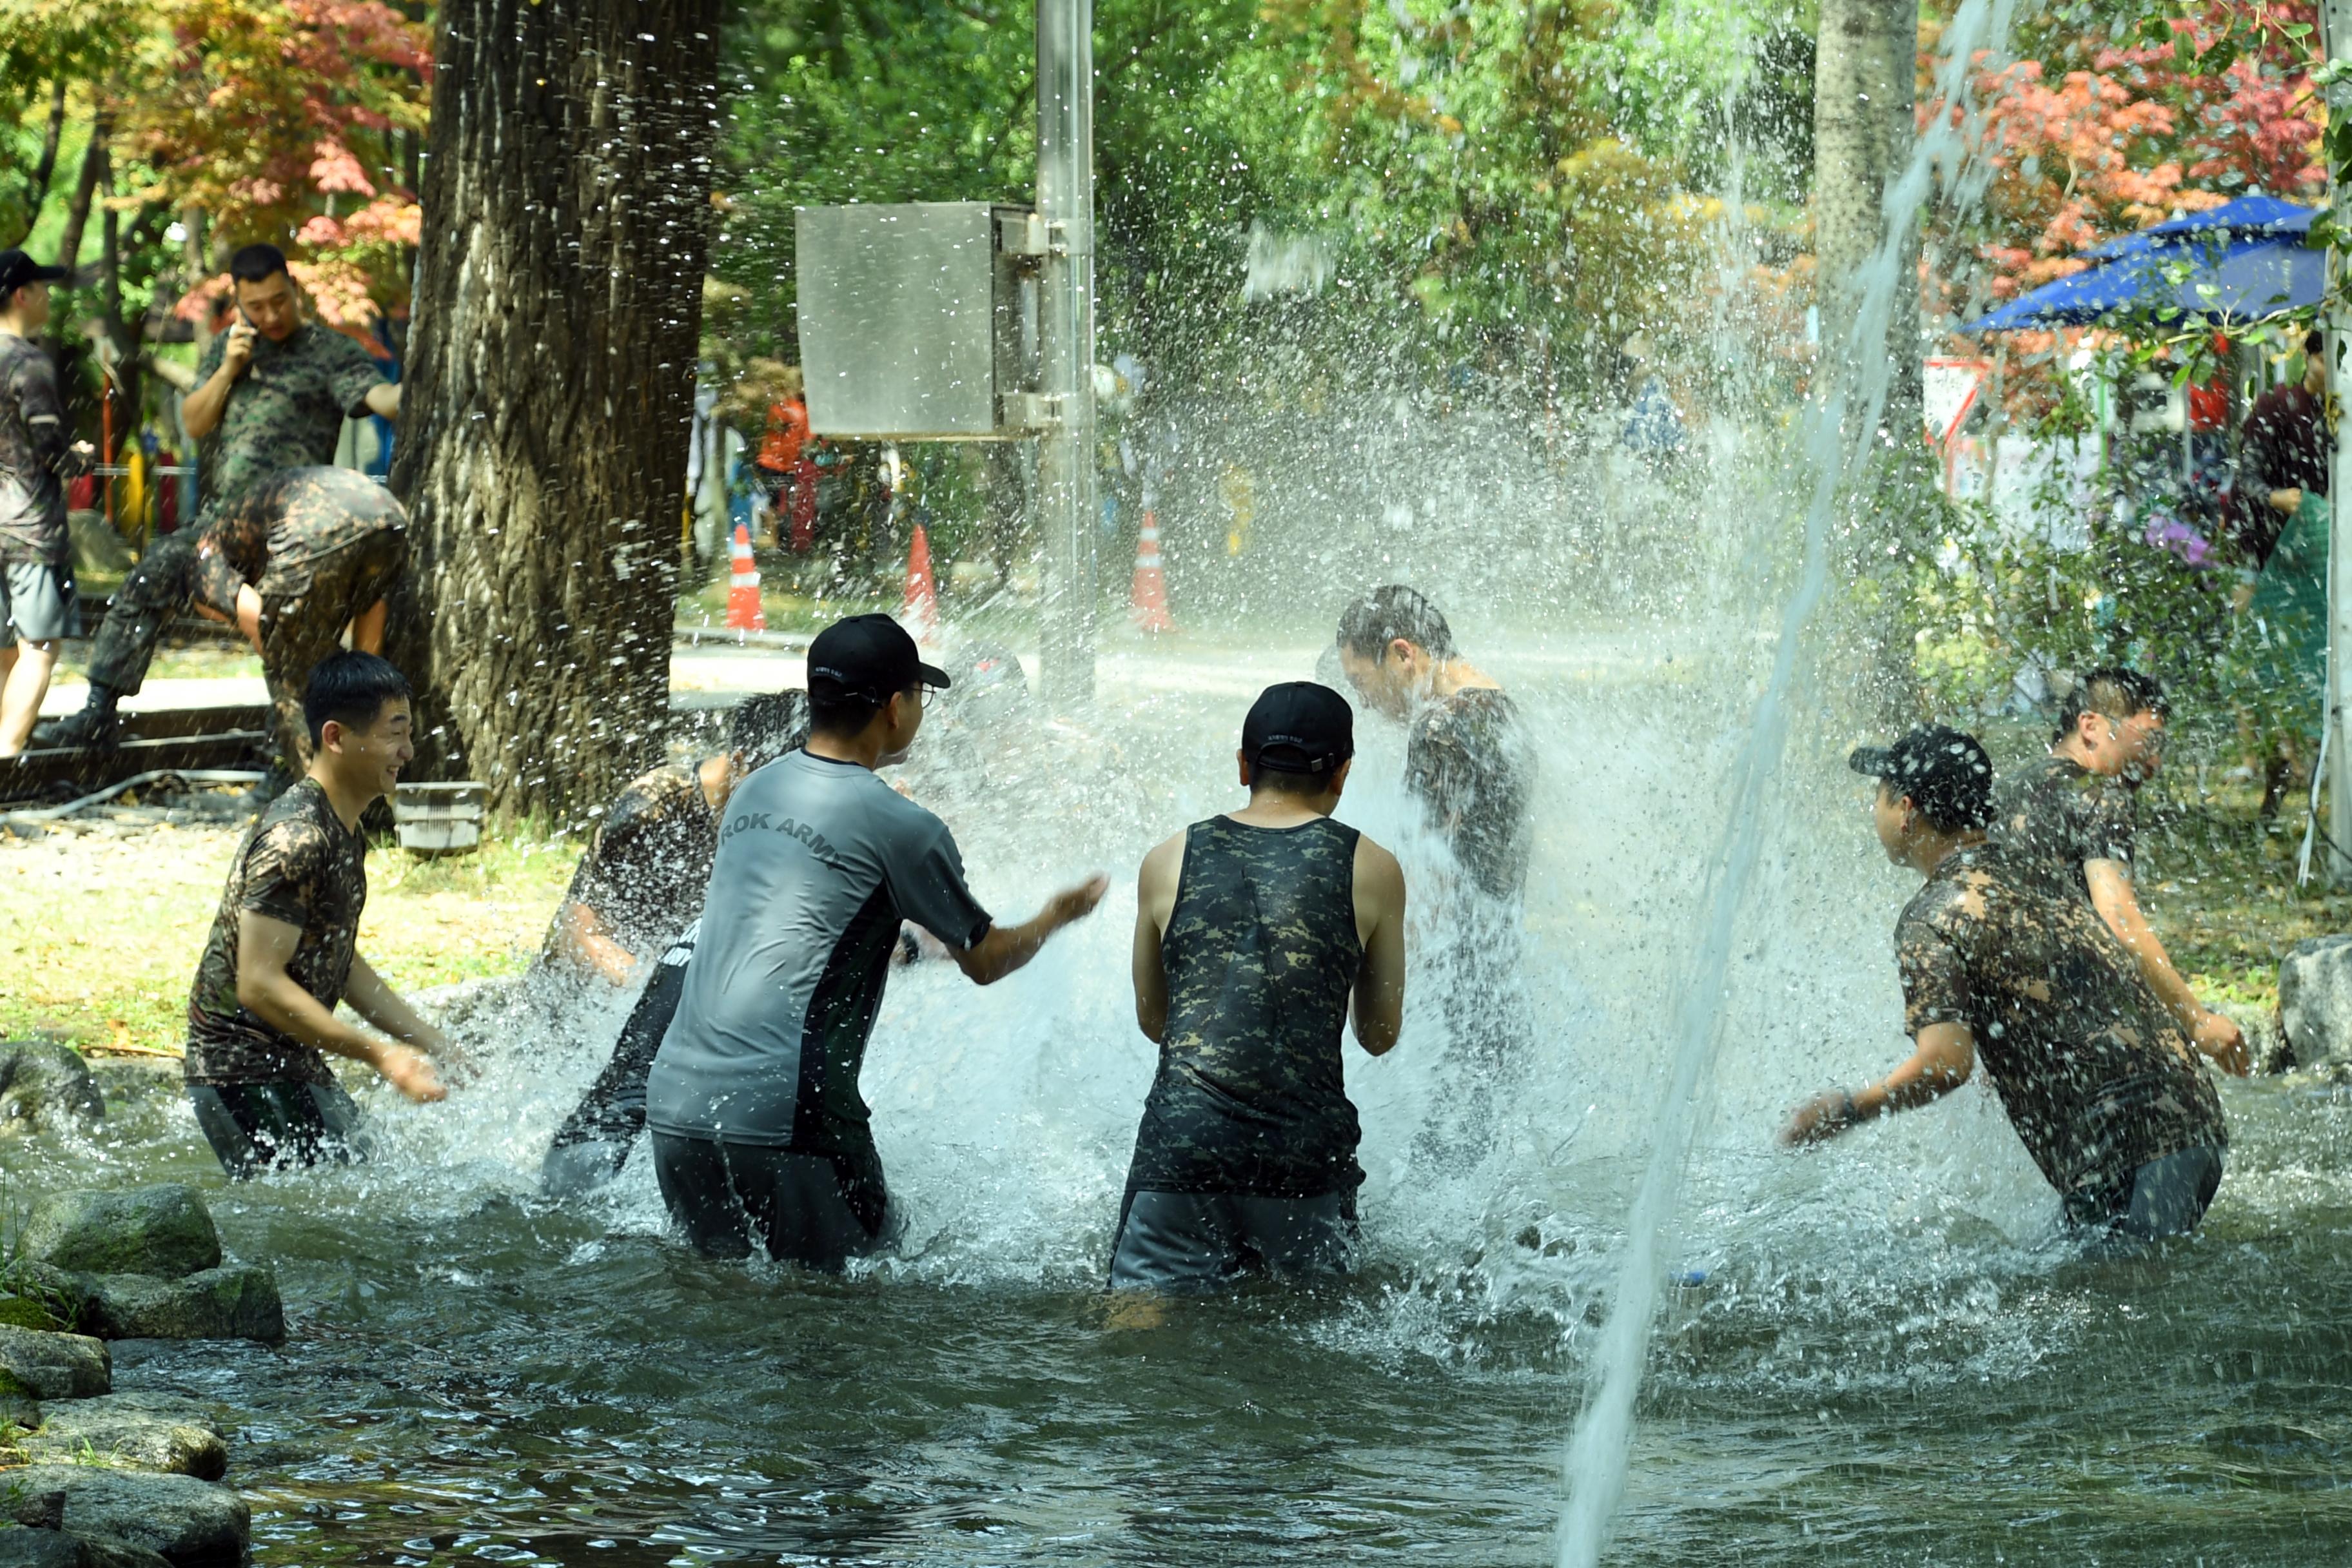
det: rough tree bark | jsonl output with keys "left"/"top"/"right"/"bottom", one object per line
{"left": 389, "top": 0, "right": 724, "bottom": 823}
{"left": 1812, "top": 0, "right": 1932, "bottom": 723}
{"left": 1812, "top": 0, "right": 1920, "bottom": 430}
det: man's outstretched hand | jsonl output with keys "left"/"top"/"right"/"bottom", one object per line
{"left": 1779, "top": 1091, "right": 1854, "bottom": 1148}
{"left": 1050, "top": 874, "right": 1112, "bottom": 926}
{"left": 376, "top": 1044, "right": 447, "bottom": 1104}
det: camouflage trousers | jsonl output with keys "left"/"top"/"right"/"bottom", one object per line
{"left": 85, "top": 528, "right": 199, "bottom": 696}
{"left": 257, "top": 525, "right": 407, "bottom": 769}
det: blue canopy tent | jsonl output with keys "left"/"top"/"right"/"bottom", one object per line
{"left": 1963, "top": 196, "right": 2322, "bottom": 333}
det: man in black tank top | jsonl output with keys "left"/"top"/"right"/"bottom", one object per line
{"left": 1113, "top": 683, "right": 1409, "bottom": 1292}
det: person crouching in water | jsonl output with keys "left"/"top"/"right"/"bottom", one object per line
{"left": 537, "top": 690, "right": 810, "bottom": 1197}
{"left": 1783, "top": 727, "right": 2229, "bottom": 1241}
{"left": 184, "top": 652, "right": 466, "bottom": 1175}
{"left": 1112, "top": 682, "right": 1408, "bottom": 1291}
{"left": 643, "top": 614, "right": 1107, "bottom": 1270}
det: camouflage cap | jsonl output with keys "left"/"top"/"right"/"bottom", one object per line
{"left": 1850, "top": 725, "right": 1993, "bottom": 831}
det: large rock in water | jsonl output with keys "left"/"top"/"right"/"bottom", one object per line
{"left": 7, "top": 1467, "right": 248, "bottom": 1568}
{"left": 81, "top": 1267, "right": 283, "bottom": 1345}
{"left": 23, "top": 1393, "right": 228, "bottom": 1480}
{"left": 2280, "top": 936, "right": 2352, "bottom": 1069}
{"left": 19, "top": 1188, "right": 220, "bottom": 1279}
{"left": 0, "top": 1327, "right": 110, "bottom": 1399}
{"left": 0, "top": 1530, "right": 171, "bottom": 1568}
{"left": 0, "top": 1044, "right": 104, "bottom": 1135}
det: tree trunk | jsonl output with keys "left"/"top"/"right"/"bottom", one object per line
{"left": 1811, "top": 0, "right": 1919, "bottom": 429}
{"left": 52, "top": 117, "right": 108, "bottom": 286}
{"left": 389, "top": 0, "right": 725, "bottom": 823}
{"left": 10, "top": 82, "right": 68, "bottom": 246}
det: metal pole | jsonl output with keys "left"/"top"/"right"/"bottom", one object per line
{"left": 2326, "top": 0, "right": 2352, "bottom": 879}
{"left": 1035, "top": 0, "right": 1097, "bottom": 707}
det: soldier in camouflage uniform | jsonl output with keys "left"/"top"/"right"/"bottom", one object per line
{"left": 1988, "top": 667, "right": 2249, "bottom": 1074}
{"left": 1785, "top": 726, "right": 2230, "bottom": 1242}
{"left": 1112, "top": 683, "right": 1408, "bottom": 1291}
{"left": 0, "top": 249, "right": 93, "bottom": 756}
{"left": 40, "top": 244, "right": 397, "bottom": 749}
{"left": 184, "top": 652, "right": 464, "bottom": 1177}
{"left": 536, "top": 689, "right": 809, "bottom": 1197}
{"left": 190, "top": 465, "right": 407, "bottom": 769}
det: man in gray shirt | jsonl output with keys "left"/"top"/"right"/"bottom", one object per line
{"left": 0, "top": 250, "right": 93, "bottom": 757}
{"left": 645, "top": 614, "right": 1106, "bottom": 1269}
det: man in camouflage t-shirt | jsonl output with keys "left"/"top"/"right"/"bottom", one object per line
{"left": 184, "top": 652, "right": 461, "bottom": 1177}
{"left": 1785, "top": 727, "right": 2229, "bottom": 1241}
{"left": 0, "top": 250, "right": 92, "bottom": 756}
{"left": 191, "top": 466, "right": 408, "bottom": 769}
{"left": 1989, "top": 667, "right": 2248, "bottom": 1075}
{"left": 41, "top": 244, "right": 396, "bottom": 748}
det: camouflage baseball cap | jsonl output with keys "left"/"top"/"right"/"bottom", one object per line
{"left": 1849, "top": 725, "right": 1993, "bottom": 831}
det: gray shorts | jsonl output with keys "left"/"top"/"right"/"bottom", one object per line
{"left": 1, "top": 559, "right": 78, "bottom": 643}
{"left": 1108, "top": 1189, "right": 1358, "bottom": 1293}
{"left": 2064, "top": 1144, "right": 2226, "bottom": 1240}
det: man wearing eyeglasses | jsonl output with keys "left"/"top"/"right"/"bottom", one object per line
{"left": 1988, "top": 665, "right": 2248, "bottom": 1075}
{"left": 643, "top": 613, "right": 1107, "bottom": 1269}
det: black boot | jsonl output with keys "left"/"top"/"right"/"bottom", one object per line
{"left": 32, "top": 686, "right": 123, "bottom": 750}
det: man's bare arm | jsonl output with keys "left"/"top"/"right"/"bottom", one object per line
{"left": 1130, "top": 834, "right": 1183, "bottom": 1042}
{"left": 953, "top": 874, "right": 1110, "bottom": 987}
{"left": 553, "top": 901, "right": 642, "bottom": 987}
{"left": 2085, "top": 859, "right": 2249, "bottom": 1075}
{"left": 1349, "top": 838, "right": 1406, "bottom": 1056}
{"left": 234, "top": 914, "right": 444, "bottom": 1101}
{"left": 1782, "top": 1022, "right": 1975, "bottom": 1146}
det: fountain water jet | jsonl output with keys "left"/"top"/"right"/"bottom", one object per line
{"left": 1553, "top": 0, "right": 2029, "bottom": 1558}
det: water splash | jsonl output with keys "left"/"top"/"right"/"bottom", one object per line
{"left": 1553, "top": 0, "right": 2028, "bottom": 1558}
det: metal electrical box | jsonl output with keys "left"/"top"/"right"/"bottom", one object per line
{"left": 796, "top": 202, "right": 1043, "bottom": 440}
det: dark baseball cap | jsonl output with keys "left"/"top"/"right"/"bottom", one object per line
{"left": 1243, "top": 681, "right": 1354, "bottom": 776}
{"left": 805, "top": 613, "right": 948, "bottom": 702}
{"left": 0, "top": 251, "right": 68, "bottom": 297}
{"left": 1849, "top": 725, "right": 1994, "bottom": 830}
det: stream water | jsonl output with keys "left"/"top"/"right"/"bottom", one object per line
{"left": 12, "top": 631, "right": 2352, "bottom": 1565}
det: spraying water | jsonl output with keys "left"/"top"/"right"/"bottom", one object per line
{"left": 1553, "top": 0, "right": 2027, "bottom": 1558}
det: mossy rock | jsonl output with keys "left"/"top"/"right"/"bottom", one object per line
{"left": 17, "top": 1190, "right": 219, "bottom": 1280}
{"left": 0, "top": 1297, "right": 66, "bottom": 1333}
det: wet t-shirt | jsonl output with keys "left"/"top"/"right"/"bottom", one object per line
{"left": 192, "top": 465, "right": 407, "bottom": 613}
{"left": 184, "top": 779, "right": 366, "bottom": 1087}
{"left": 1987, "top": 752, "right": 2137, "bottom": 903}
{"left": 193, "top": 322, "right": 384, "bottom": 518}
{"left": 1896, "top": 844, "right": 2224, "bottom": 1200}
{"left": 545, "top": 759, "right": 719, "bottom": 963}
{"left": 0, "top": 333, "right": 83, "bottom": 565}
{"left": 646, "top": 750, "right": 994, "bottom": 1168}
{"left": 1128, "top": 815, "right": 1367, "bottom": 1197}
{"left": 1406, "top": 687, "right": 1534, "bottom": 901}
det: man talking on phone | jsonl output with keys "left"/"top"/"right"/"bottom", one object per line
{"left": 41, "top": 244, "right": 398, "bottom": 750}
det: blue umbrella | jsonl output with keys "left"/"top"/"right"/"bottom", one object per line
{"left": 1963, "top": 195, "right": 2322, "bottom": 333}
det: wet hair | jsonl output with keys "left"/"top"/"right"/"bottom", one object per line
{"left": 730, "top": 689, "right": 810, "bottom": 768}
{"left": 228, "top": 244, "right": 289, "bottom": 284}
{"left": 1336, "top": 584, "right": 1455, "bottom": 662}
{"left": 2307, "top": 328, "right": 2325, "bottom": 357}
{"left": 304, "top": 651, "right": 411, "bottom": 745}
{"left": 807, "top": 681, "right": 916, "bottom": 738}
{"left": 2054, "top": 665, "right": 2168, "bottom": 743}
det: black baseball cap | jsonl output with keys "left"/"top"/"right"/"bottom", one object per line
{"left": 0, "top": 251, "right": 68, "bottom": 297}
{"left": 805, "top": 613, "right": 948, "bottom": 702}
{"left": 1243, "top": 681, "right": 1354, "bottom": 776}
{"left": 1849, "top": 725, "right": 1994, "bottom": 831}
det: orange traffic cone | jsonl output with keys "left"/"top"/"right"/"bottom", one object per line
{"left": 1130, "top": 509, "right": 1175, "bottom": 634}
{"left": 725, "top": 522, "right": 765, "bottom": 633}
{"left": 901, "top": 521, "right": 941, "bottom": 643}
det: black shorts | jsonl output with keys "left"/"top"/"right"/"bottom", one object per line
{"left": 541, "top": 935, "right": 692, "bottom": 1197}
{"left": 188, "top": 1079, "right": 366, "bottom": 1179}
{"left": 649, "top": 1132, "right": 887, "bottom": 1272}
{"left": 1108, "top": 1189, "right": 1358, "bottom": 1293}
{"left": 2063, "top": 1145, "right": 2226, "bottom": 1240}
